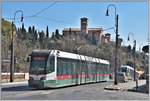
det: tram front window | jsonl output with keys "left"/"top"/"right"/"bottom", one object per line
{"left": 121, "top": 67, "right": 127, "bottom": 73}
{"left": 30, "top": 56, "right": 48, "bottom": 75}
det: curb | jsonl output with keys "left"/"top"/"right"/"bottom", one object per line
{"left": 1, "top": 81, "right": 28, "bottom": 86}
{"left": 127, "top": 87, "right": 149, "bottom": 94}
{"left": 104, "top": 85, "right": 121, "bottom": 91}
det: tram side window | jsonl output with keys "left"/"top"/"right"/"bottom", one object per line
{"left": 88, "top": 62, "right": 91, "bottom": 75}
{"left": 57, "top": 58, "right": 67, "bottom": 75}
{"left": 97, "top": 64, "right": 100, "bottom": 74}
{"left": 57, "top": 59, "right": 62, "bottom": 75}
{"left": 67, "top": 60, "right": 72, "bottom": 75}
{"left": 106, "top": 65, "right": 109, "bottom": 74}
{"left": 58, "top": 58, "right": 73, "bottom": 75}
{"left": 72, "top": 62, "right": 76, "bottom": 75}
{"left": 66, "top": 60, "right": 70, "bottom": 75}
{"left": 74, "top": 61, "right": 77, "bottom": 74}
{"left": 93, "top": 63, "right": 96, "bottom": 74}
{"left": 101, "top": 64, "right": 103, "bottom": 72}
{"left": 102, "top": 64, "right": 105, "bottom": 74}
{"left": 62, "top": 61, "right": 66, "bottom": 75}
{"left": 76, "top": 60, "right": 80, "bottom": 74}
{"left": 103, "top": 64, "right": 107, "bottom": 74}
{"left": 46, "top": 56, "right": 54, "bottom": 74}
{"left": 95, "top": 63, "right": 98, "bottom": 74}
{"left": 98, "top": 64, "right": 101, "bottom": 74}
{"left": 70, "top": 61, "right": 73, "bottom": 75}
{"left": 80, "top": 61, "right": 84, "bottom": 73}
{"left": 97, "top": 63, "right": 99, "bottom": 74}
{"left": 83, "top": 61, "right": 87, "bottom": 74}
{"left": 71, "top": 60, "right": 76, "bottom": 75}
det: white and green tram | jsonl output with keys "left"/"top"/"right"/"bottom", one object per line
{"left": 28, "top": 50, "right": 111, "bottom": 88}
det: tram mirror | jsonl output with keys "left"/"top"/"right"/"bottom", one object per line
{"left": 27, "top": 56, "right": 30, "bottom": 62}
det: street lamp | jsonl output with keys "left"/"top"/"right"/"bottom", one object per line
{"left": 10, "top": 10, "right": 23, "bottom": 82}
{"left": 105, "top": 4, "right": 119, "bottom": 85}
{"left": 127, "top": 32, "right": 136, "bottom": 81}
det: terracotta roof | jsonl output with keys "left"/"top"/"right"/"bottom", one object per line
{"left": 63, "top": 28, "right": 80, "bottom": 31}
{"left": 63, "top": 28, "right": 103, "bottom": 31}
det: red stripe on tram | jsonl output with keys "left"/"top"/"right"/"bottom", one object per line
{"left": 56, "top": 74, "right": 111, "bottom": 80}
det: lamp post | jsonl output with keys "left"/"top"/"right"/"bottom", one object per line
{"left": 105, "top": 4, "right": 119, "bottom": 85}
{"left": 127, "top": 32, "right": 136, "bottom": 81}
{"left": 10, "top": 10, "right": 23, "bottom": 82}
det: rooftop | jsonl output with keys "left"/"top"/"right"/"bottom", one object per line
{"left": 63, "top": 28, "right": 103, "bottom": 31}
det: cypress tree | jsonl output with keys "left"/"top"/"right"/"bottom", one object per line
{"left": 55, "top": 29, "right": 59, "bottom": 39}
{"left": 46, "top": 25, "right": 49, "bottom": 38}
{"left": 28, "top": 26, "right": 32, "bottom": 34}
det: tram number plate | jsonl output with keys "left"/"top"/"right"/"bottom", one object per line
{"left": 33, "top": 76, "right": 41, "bottom": 80}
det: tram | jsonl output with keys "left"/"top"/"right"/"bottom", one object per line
{"left": 118, "top": 65, "right": 139, "bottom": 82}
{"left": 28, "top": 50, "right": 111, "bottom": 88}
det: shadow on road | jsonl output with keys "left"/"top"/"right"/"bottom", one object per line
{"left": 2, "top": 86, "right": 34, "bottom": 91}
{"left": 2, "top": 81, "right": 111, "bottom": 92}
{"left": 37, "top": 81, "right": 108, "bottom": 90}
{"left": 128, "top": 84, "right": 149, "bottom": 94}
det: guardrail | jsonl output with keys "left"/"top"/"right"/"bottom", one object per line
{"left": 1, "top": 73, "right": 29, "bottom": 80}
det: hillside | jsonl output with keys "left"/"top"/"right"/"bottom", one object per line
{"left": 1, "top": 19, "right": 147, "bottom": 73}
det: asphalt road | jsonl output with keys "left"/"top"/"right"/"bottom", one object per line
{"left": 1, "top": 81, "right": 149, "bottom": 100}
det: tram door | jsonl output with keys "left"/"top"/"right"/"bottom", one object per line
{"left": 76, "top": 61, "right": 81, "bottom": 85}
{"left": 79, "top": 61, "right": 83, "bottom": 84}
{"left": 80, "top": 61, "right": 86, "bottom": 84}
{"left": 78, "top": 56, "right": 85, "bottom": 84}
{"left": 72, "top": 62, "right": 78, "bottom": 85}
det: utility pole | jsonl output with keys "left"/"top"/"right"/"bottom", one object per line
{"left": 133, "top": 40, "right": 136, "bottom": 81}
{"left": 10, "top": 22, "right": 15, "bottom": 82}
{"left": 114, "top": 14, "right": 119, "bottom": 85}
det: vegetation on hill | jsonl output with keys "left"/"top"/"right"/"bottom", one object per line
{"left": 1, "top": 19, "right": 148, "bottom": 73}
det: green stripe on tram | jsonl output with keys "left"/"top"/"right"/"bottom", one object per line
{"left": 43, "top": 74, "right": 110, "bottom": 88}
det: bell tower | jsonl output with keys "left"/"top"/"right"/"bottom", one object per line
{"left": 81, "top": 17, "right": 88, "bottom": 34}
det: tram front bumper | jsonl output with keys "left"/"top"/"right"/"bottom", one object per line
{"left": 28, "top": 80, "right": 45, "bottom": 88}
{"left": 28, "top": 80, "right": 58, "bottom": 88}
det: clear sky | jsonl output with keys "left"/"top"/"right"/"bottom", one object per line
{"left": 2, "top": 1, "right": 149, "bottom": 51}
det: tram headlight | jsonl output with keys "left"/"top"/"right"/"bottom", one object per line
{"left": 29, "top": 76, "right": 34, "bottom": 80}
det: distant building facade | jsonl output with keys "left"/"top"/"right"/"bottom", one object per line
{"left": 62, "top": 17, "right": 111, "bottom": 45}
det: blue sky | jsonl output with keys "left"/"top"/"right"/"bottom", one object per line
{"left": 2, "top": 1, "right": 148, "bottom": 51}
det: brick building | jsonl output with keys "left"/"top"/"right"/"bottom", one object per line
{"left": 62, "top": 17, "right": 111, "bottom": 45}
